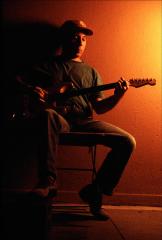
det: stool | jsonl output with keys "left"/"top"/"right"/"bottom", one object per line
{"left": 59, "top": 132, "right": 98, "bottom": 182}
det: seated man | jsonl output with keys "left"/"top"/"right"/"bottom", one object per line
{"left": 5, "top": 20, "right": 136, "bottom": 220}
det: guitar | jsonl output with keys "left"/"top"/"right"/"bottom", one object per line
{"left": 47, "top": 78, "right": 156, "bottom": 101}
{"left": 12, "top": 77, "right": 156, "bottom": 119}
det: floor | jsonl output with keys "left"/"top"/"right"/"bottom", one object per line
{"left": 49, "top": 204, "right": 162, "bottom": 240}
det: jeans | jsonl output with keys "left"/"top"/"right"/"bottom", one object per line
{"left": 6, "top": 108, "right": 136, "bottom": 195}
{"left": 36, "top": 108, "right": 70, "bottom": 181}
{"left": 44, "top": 109, "right": 136, "bottom": 195}
{"left": 71, "top": 119, "right": 136, "bottom": 195}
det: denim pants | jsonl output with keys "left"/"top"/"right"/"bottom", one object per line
{"left": 41, "top": 108, "right": 136, "bottom": 195}
{"left": 71, "top": 118, "right": 136, "bottom": 195}
{"left": 7, "top": 108, "right": 135, "bottom": 195}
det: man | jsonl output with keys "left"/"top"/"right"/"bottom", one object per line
{"left": 12, "top": 20, "right": 136, "bottom": 220}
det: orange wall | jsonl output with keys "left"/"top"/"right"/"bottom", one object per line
{"left": 3, "top": 0, "right": 162, "bottom": 201}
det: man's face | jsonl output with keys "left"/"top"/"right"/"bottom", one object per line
{"left": 63, "top": 32, "right": 87, "bottom": 59}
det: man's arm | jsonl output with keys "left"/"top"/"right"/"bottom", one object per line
{"left": 92, "top": 78, "right": 129, "bottom": 114}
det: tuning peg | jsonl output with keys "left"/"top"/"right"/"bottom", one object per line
{"left": 148, "top": 78, "right": 156, "bottom": 85}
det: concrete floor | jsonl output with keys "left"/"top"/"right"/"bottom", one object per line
{"left": 49, "top": 204, "right": 162, "bottom": 240}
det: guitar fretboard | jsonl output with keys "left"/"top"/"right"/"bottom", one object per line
{"left": 64, "top": 82, "right": 117, "bottom": 98}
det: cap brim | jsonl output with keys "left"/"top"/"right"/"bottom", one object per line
{"left": 78, "top": 27, "right": 93, "bottom": 36}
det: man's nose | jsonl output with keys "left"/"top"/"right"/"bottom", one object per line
{"left": 77, "top": 37, "right": 83, "bottom": 46}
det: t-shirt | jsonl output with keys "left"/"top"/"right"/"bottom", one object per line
{"left": 36, "top": 56, "right": 104, "bottom": 120}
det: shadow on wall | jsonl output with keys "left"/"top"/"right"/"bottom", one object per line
{"left": 2, "top": 21, "right": 61, "bottom": 74}
{"left": 2, "top": 21, "right": 62, "bottom": 189}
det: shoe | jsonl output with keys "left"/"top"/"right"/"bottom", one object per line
{"left": 31, "top": 176, "right": 57, "bottom": 198}
{"left": 90, "top": 207, "right": 109, "bottom": 221}
{"left": 79, "top": 183, "right": 109, "bottom": 221}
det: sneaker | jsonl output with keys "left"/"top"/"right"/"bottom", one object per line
{"left": 79, "top": 183, "right": 109, "bottom": 221}
{"left": 31, "top": 176, "right": 57, "bottom": 198}
{"left": 90, "top": 207, "right": 109, "bottom": 221}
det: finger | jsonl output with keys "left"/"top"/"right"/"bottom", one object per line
{"left": 117, "top": 80, "right": 123, "bottom": 88}
{"left": 120, "top": 77, "right": 129, "bottom": 90}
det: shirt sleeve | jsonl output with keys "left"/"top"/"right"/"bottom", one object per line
{"left": 90, "top": 68, "right": 104, "bottom": 100}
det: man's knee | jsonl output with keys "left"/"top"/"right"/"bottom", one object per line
{"left": 44, "top": 108, "right": 70, "bottom": 132}
{"left": 44, "top": 108, "right": 57, "bottom": 116}
{"left": 125, "top": 134, "right": 136, "bottom": 152}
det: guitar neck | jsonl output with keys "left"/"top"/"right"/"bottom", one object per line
{"left": 63, "top": 82, "right": 117, "bottom": 98}
{"left": 62, "top": 77, "right": 156, "bottom": 98}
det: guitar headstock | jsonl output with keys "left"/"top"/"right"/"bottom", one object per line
{"left": 128, "top": 78, "right": 156, "bottom": 88}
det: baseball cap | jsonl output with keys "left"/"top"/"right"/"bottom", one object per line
{"left": 60, "top": 20, "right": 93, "bottom": 36}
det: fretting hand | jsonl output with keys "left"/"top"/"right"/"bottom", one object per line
{"left": 114, "top": 77, "right": 129, "bottom": 97}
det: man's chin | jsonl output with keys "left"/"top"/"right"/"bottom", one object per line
{"left": 75, "top": 51, "right": 83, "bottom": 58}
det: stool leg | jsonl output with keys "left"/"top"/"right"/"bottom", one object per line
{"left": 90, "top": 145, "right": 97, "bottom": 182}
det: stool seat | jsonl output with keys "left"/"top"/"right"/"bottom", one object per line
{"left": 59, "top": 131, "right": 105, "bottom": 146}
{"left": 59, "top": 132, "right": 99, "bottom": 181}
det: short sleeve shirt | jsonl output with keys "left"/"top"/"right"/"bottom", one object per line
{"left": 32, "top": 57, "right": 104, "bottom": 119}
